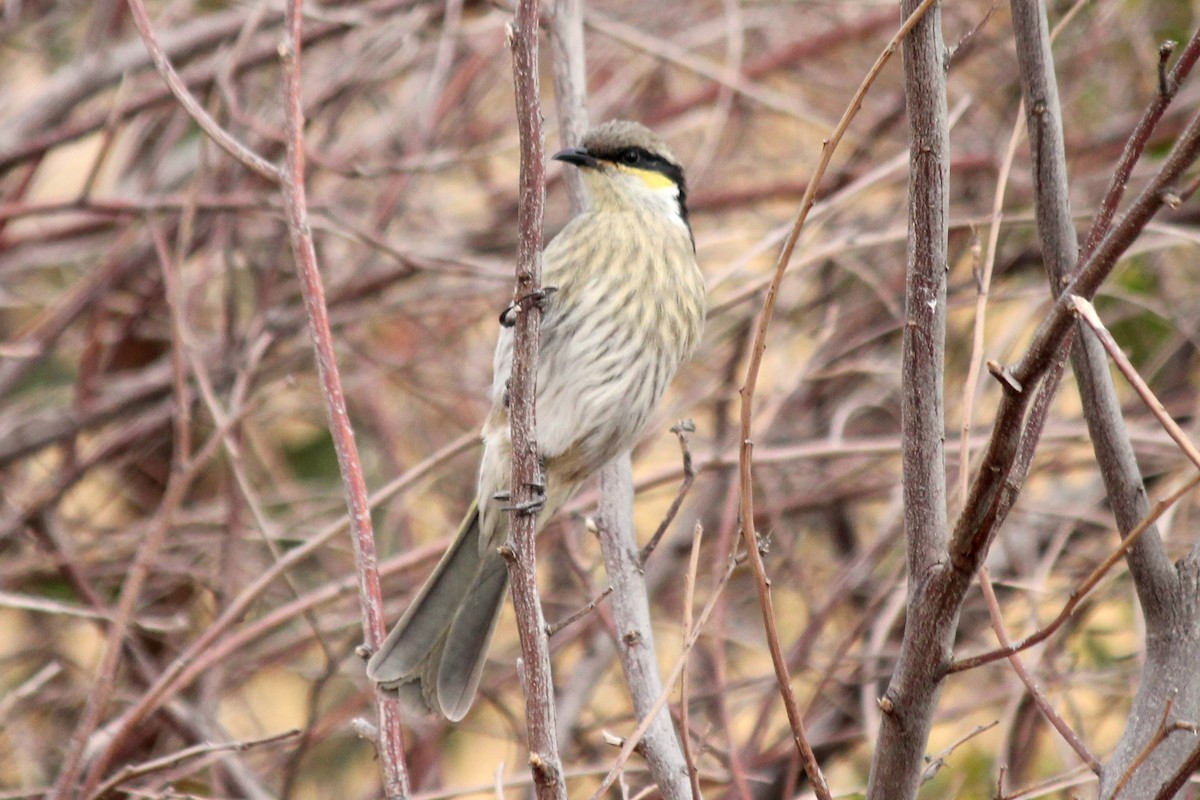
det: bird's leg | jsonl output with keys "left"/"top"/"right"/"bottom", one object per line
{"left": 498, "top": 286, "right": 558, "bottom": 328}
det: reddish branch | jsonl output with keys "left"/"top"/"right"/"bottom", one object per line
{"left": 277, "top": 2, "right": 410, "bottom": 797}
{"left": 505, "top": 0, "right": 567, "bottom": 797}
{"left": 977, "top": 567, "right": 1100, "bottom": 771}
{"left": 1080, "top": 32, "right": 1200, "bottom": 259}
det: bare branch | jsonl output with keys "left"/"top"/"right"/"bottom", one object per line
{"left": 1070, "top": 296, "right": 1200, "bottom": 471}
{"left": 639, "top": 420, "right": 697, "bottom": 563}
{"left": 276, "top": 3, "right": 409, "bottom": 795}
{"left": 125, "top": 0, "right": 280, "bottom": 182}
{"left": 1081, "top": 30, "right": 1200, "bottom": 259}
{"left": 505, "top": 0, "right": 566, "bottom": 795}
{"left": 736, "top": 4, "right": 939, "bottom": 796}
{"left": 864, "top": 2, "right": 951, "bottom": 797}
{"left": 590, "top": 554, "right": 740, "bottom": 799}
{"left": 978, "top": 567, "right": 1100, "bottom": 772}
{"left": 950, "top": 471, "right": 1200, "bottom": 673}
{"left": 596, "top": 459, "right": 692, "bottom": 800}
{"left": 680, "top": 523, "right": 704, "bottom": 800}
{"left": 90, "top": 729, "right": 301, "bottom": 798}
{"left": 1108, "top": 704, "right": 1198, "bottom": 800}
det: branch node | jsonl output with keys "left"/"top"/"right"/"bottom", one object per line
{"left": 351, "top": 717, "right": 379, "bottom": 743}
{"left": 878, "top": 694, "right": 896, "bottom": 714}
{"left": 985, "top": 360, "right": 1023, "bottom": 394}
{"left": 1159, "top": 40, "right": 1178, "bottom": 95}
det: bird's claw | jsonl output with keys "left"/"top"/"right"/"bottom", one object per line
{"left": 500, "top": 495, "right": 546, "bottom": 517}
{"left": 499, "top": 472, "right": 546, "bottom": 516}
{"left": 499, "top": 286, "right": 559, "bottom": 328}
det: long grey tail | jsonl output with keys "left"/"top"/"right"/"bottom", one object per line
{"left": 366, "top": 502, "right": 509, "bottom": 721}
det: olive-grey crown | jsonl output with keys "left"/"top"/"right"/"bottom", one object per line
{"left": 580, "top": 120, "right": 681, "bottom": 168}
{"left": 554, "top": 120, "right": 686, "bottom": 190}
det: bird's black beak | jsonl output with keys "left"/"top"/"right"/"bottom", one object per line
{"left": 553, "top": 146, "right": 600, "bottom": 169}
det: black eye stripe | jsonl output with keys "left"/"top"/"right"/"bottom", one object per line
{"left": 594, "top": 147, "right": 683, "bottom": 185}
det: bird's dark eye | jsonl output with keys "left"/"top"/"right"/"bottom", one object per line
{"left": 621, "top": 149, "right": 641, "bottom": 165}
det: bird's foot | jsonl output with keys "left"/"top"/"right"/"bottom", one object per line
{"left": 499, "top": 474, "right": 546, "bottom": 517}
{"left": 499, "top": 286, "right": 558, "bottom": 328}
{"left": 501, "top": 496, "right": 545, "bottom": 516}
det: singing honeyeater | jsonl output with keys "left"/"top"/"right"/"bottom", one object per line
{"left": 367, "top": 120, "right": 705, "bottom": 721}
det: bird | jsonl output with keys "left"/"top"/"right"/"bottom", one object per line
{"left": 366, "top": 120, "right": 706, "bottom": 721}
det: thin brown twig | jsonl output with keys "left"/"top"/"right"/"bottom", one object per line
{"left": 977, "top": 566, "right": 1100, "bottom": 772}
{"left": 90, "top": 728, "right": 302, "bottom": 798}
{"left": 639, "top": 419, "right": 697, "bottom": 563}
{"left": 1150, "top": 736, "right": 1200, "bottom": 800}
{"left": 958, "top": 0, "right": 1089, "bottom": 504}
{"left": 65, "top": 432, "right": 473, "bottom": 761}
{"left": 545, "top": 586, "right": 614, "bottom": 637}
{"left": 590, "top": 553, "right": 741, "bottom": 800}
{"left": 920, "top": 720, "right": 1000, "bottom": 784}
{"left": 62, "top": 239, "right": 228, "bottom": 800}
{"left": 680, "top": 522, "right": 704, "bottom": 800}
{"left": 1070, "top": 295, "right": 1200, "bottom": 471}
{"left": 545, "top": 418, "right": 700, "bottom": 635}
{"left": 1080, "top": 29, "right": 1200, "bottom": 260}
{"left": 125, "top": 0, "right": 280, "bottom": 182}
{"left": 1107, "top": 701, "right": 1198, "bottom": 800}
{"left": 587, "top": 11, "right": 825, "bottom": 128}
{"left": 77, "top": 75, "right": 132, "bottom": 202}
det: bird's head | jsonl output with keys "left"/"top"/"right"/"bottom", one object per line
{"left": 553, "top": 120, "right": 690, "bottom": 235}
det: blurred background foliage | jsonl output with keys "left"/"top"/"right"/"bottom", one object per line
{"left": 1, "top": 0, "right": 1198, "bottom": 797}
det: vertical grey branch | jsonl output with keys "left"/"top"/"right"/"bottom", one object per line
{"left": 547, "top": 1, "right": 692, "bottom": 793}
{"left": 897, "top": 1, "right": 950, "bottom": 581}
{"left": 1010, "top": 0, "right": 1179, "bottom": 622}
{"left": 1010, "top": 2, "right": 1200, "bottom": 796}
{"left": 866, "top": 1, "right": 950, "bottom": 797}
{"left": 507, "top": 1, "right": 567, "bottom": 797}
{"left": 549, "top": 0, "right": 589, "bottom": 214}
{"left": 596, "top": 460, "right": 694, "bottom": 800}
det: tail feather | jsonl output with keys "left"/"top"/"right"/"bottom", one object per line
{"left": 436, "top": 552, "right": 508, "bottom": 721}
{"left": 367, "top": 502, "right": 509, "bottom": 720}
{"left": 367, "top": 503, "right": 485, "bottom": 683}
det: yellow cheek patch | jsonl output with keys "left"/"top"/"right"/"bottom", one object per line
{"left": 618, "top": 165, "right": 676, "bottom": 191}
